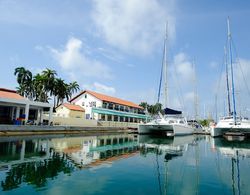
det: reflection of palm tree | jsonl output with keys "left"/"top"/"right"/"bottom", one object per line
{"left": 1, "top": 153, "right": 74, "bottom": 191}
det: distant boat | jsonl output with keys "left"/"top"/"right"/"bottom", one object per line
{"left": 211, "top": 18, "right": 250, "bottom": 137}
{"left": 138, "top": 24, "right": 193, "bottom": 136}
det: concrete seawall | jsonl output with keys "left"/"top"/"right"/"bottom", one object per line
{"left": 0, "top": 125, "right": 134, "bottom": 136}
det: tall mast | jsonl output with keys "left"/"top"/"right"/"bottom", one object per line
{"left": 192, "top": 59, "right": 198, "bottom": 120}
{"left": 163, "top": 22, "right": 168, "bottom": 108}
{"left": 224, "top": 46, "right": 231, "bottom": 115}
{"left": 227, "top": 17, "right": 237, "bottom": 124}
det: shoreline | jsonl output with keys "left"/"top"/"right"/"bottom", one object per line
{"left": 0, "top": 125, "right": 136, "bottom": 136}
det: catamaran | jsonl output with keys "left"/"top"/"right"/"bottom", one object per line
{"left": 211, "top": 18, "right": 250, "bottom": 137}
{"left": 138, "top": 25, "right": 193, "bottom": 136}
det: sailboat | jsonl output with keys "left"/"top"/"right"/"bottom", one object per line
{"left": 211, "top": 18, "right": 250, "bottom": 137}
{"left": 138, "top": 25, "right": 193, "bottom": 136}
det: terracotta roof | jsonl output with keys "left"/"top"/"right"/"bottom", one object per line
{"left": 63, "top": 103, "right": 85, "bottom": 112}
{"left": 0, "top": 88, "right": 25, "bottom": 100}
{"left": 70, "top": 90, "right": 143, "bottom": 109}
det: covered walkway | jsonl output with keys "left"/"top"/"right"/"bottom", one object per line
{"left": 0, "top": 88, "right": 53, "bottom": 125}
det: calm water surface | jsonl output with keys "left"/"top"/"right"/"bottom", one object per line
{"left": 0, "top": 133, "right": 249, "bottom": 195}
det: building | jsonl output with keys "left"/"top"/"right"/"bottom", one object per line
{"left": 0, "top": 88, "right": 53, "bottom": 125}
{"left": 56, "top": 103, "right": 85, "bottom": 118}
{"left": 70, "top": 90, "right": 147, "bottom": 123}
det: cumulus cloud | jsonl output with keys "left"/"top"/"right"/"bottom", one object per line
{"left": 91, "top": 0, "right": 176, "bottom": 55}
{"left": 49, "top": 37, "right": 113, "bottom": 79}
{"left": 83, "top": 82, "right": 116, "bottom": 95}
{"left": 173, "top": 52, "right": 194, "bottom": 82}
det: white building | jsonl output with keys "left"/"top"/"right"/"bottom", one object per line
{"left": 70, "top": 90, "right": 147, "bottom": 123}
{"left": 55, "top": 103, "right": 85, "bottom": 118}
{"left": 0, "top": 88, "right": 53, "bottom": 125}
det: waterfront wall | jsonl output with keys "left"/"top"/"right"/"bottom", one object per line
{"left": 98, "top": 121, "right": 138, "bottom": 129}
{"left": 52, "top": 116, "right": 97, "bottom": 127}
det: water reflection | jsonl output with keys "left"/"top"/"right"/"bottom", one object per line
{"left": 0, "top": 134, "right": 138, "bottom": 191}
{"left": 138, "top": 135, "right": 199, "bottom": 195}
{"left": 1, "top": 134, "right": 250, "bottom": 194}
{"left": 211, "top": 138, "right": 250, "bottom": 195}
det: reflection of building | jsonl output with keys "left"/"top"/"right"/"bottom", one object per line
{"left": 0, "top": 134, "right": 138, "bottom": 170}
{"left": 55, "top": 103, "right": 85, "bottom": 118}
{"left": 51, "top": 134, "right": 138, "bottom": 168}
{"left": 0, "top": 88, "right": 53, "bottom": 124}
{"left": 0, "top": 138, "right": 51, "bottom": 167}
{"left": 70, "top": 90, "right": 147, "bottom": 123}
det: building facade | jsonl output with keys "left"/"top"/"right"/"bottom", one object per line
{"left": 0, "top": 88, "right": 53, "bottom": 125}
{"left": 56, "top": 103, "right": 85, "bottom": 118}
{"left": 70, "top": 90, "right": 147, "bottom": 123}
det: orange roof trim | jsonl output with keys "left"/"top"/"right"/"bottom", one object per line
{"left": 0, "top": 88, "right": 25, "bottom": 100}
{"left": 70, "top": 90, "right": 143, "bottom": 109}
{"left": 63, "top": 103, "right": 85, "bottom": 112}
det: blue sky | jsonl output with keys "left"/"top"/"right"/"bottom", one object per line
{"left": 1, "top": 0, "right": 250, "bottom": 119}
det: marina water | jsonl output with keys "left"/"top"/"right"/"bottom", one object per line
{"left": 0, "top": 133, "right": 250, "bottom": 194}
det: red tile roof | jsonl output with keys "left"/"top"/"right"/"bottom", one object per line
{"left": 63, "top": 103, "right": 85, "bottom": 112}
{"left": 0, "top": 88, "right": 25, "bottom": 100}
{"left": 70, "top": 90, "right": 143, "bottom": 109}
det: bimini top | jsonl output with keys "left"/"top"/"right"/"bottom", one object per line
{"left": 164, "top": 107, "right": 182, "bottom": 115}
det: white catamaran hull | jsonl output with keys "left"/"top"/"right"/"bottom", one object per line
{"left": 211, "top": 125, "right": 250, "bottom": 137}
{"left": 138, "top": 124, "right": 193, "bottom": 136}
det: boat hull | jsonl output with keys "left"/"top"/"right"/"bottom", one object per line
{"left": 138, "top": 124, "right": 193, "bottom": 136}
{"left": 211, "top": 126, "right": 250, "bottom": 137}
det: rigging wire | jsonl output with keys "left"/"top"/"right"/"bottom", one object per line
{"left": 231, "top": 38, "right": 250, "bottom": 98}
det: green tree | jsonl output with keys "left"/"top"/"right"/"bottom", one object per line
{"left": 67, "top": 81, "right": 80, "bottom": 100}
{"left": 14, "top": 67, "right": 33, "bottom": 99}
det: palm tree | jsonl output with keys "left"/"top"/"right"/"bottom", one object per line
{"left": 54, "top": 78, "right": 68, "bottom": 106}
{"left": 41, "top": 69, "right": 57, "bottom": 96}
{"left": 14, "top": 67, "right": 32, "bottom": 85}
{"left": 67, "top": 81, "right": 80, "bottom": 100}
{"left": 14, "top": 67, "right": 33, "bottom": 99}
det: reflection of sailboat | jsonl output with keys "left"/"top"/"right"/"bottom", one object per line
{"left": 211, "top": 138, "right": 250, "bottom": 194}
{"left": 139, "top": 135, "right": 198, "bottom": 195}
{"left": 139, "top": 135, "right": 195, "bottom": 161}
{"left": 211, "top": 18, "right": 250, "bottom": 137}
{"left": 138, "top": 25, "right": 193, "bottom": 136}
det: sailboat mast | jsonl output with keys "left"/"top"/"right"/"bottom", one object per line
{"left": 224, "top": 46, "right": 232, "bottom": 115}
{"left": 227, "top": 17, "right": 237, "bottom": 124}
{"left": 163, "top": 23, "right": 168, "bottom": 108}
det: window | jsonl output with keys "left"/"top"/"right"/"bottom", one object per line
{"left": 101, "top": 114, "right": 105, "bottom": 121}
{"left": 107, "top": 115, "right": 112, "bottom": 121}
{"left": 85, "top": 94, "right": 87, "bottom": 98}
{"left": 89, "top": 101, "right": 96, "bottom": 107}
{"left": 103, "top": 102, "right": 107, "bottom": 108}
{"left": 82, "top": 102, "right": 85, "bottom": 106}
{"left": 86, "top": 114, "right": 90, "bottom": 119}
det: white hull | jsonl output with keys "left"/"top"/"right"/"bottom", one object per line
{"left": 211, "top": 117, "right": 250, "bottom": 137}
{"left": 138, "top": 123, "right": 193, "bottom": 136}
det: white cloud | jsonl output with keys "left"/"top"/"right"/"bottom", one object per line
{"left": 83, "top": 82, "right": 116, "bottom": 95}
{"left": 209, "top": 61, "right": 219, "bottom": 69}
{"left": 173, "top": 52, "right": 194, "bottom": 82}
{"left": 91, "top": 0, "right": 176, "bottom": 55}
{"left": 50, "top": 37, "right": 113, "bottom": 79}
